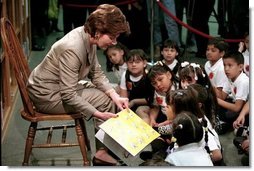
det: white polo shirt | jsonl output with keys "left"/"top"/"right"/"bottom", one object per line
{"left": 204, "top": 58, "right": 228, "bottom": 88}
{"left": 222, "top": 72, "right": 249, "bottom": 102}
{"left": 165, "top": 143, "right": 213, "bottom": 166}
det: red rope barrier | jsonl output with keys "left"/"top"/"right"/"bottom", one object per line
{"left": 156, "top": 0, "right": 243, "bottom": 43}
{"left": 62, "top": 0, "right": 137, "bottom": 9}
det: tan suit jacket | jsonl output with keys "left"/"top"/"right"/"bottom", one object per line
{"left": 27, "top": 26, "right": 113, "bottom": 119}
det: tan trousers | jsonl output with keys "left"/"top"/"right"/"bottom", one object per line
{"left": 33, "top": 88, "right": 116, "bottom": 117}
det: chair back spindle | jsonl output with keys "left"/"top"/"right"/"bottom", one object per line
{"left": 0, "top": 18, "right": 34, "bottom": 116}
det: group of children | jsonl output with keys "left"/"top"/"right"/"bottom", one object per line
{"left": 102, "top": 33, "right": 249, "bottom": 166}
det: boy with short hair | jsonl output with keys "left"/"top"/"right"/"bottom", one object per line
{"left": 217, "top": 51, "right": 249, "bottom": 124}
{"left": 204, "top": 37, "right": 229, "bottom": 99}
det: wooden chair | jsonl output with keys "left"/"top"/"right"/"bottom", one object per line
{"left": 0, "top": 17, "right": 91, "bottom": 166}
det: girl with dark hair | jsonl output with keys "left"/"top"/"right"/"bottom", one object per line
{"left": 104, "top": 42, "right": 129, "bottom": 83}
{"left": 147, "top": 62, "right": 179, "bottom": 128}
{"left": 119, "top": 49, "right": 153, "bottom": 112}
{"left": 138, "top": 62, "right": 179, "bottom": 157}
{"left": 187, "top": 84, "right": 224, "bottom": 165}
{"left": 178, "top": 61, "right": 218, "bottom": 128}
{"left": 165, "top": 111, "right": 213, "bottom": 166}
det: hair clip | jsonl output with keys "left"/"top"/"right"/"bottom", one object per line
{"left": 190, "top": 64, "right": 198, "bottom": 80}
{"left": 156, "top": 61, "right": 164, "bottom": 66}
{"left": 190, "top": 63, "right": 206, "bottom": 78}
{"left": 190, "top": 63, "right": 199, "bottom": 81}
{"left": 171, "top": 136, "right": 177, "bottom": 142}
{"left": 154, "top": 61, "right": 162, "bottom": 66}
{"left": 176, "top": 92, "right": 183, "bottom": 96}
{"left": 190, "top": 63, "right": 200, "bottom": 68}
{"left": 181, "top": 61, "right": 189, "bottom": 67}
{"left": 176, "top": 124, "right": 183, "bottom": 130}
{"left": 194, "top": 73, "right": 198, "bottom": 80}
{"left": 202, "top": 73, "right": 206, "bottom": 78}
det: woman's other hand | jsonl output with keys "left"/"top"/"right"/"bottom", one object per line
{"left": 108, "top": 89, "right": 129, "bottom": 110}
{"left": 93, "top": 111, "right": 118, "bottom": 121}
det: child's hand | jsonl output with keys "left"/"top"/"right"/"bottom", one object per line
{"left": 150, "top": 119, "right": 158, "bottom": 127}
{"left": 233, "top": 115, "right": 245, "bottom": 129}
{"left": 241, "top": 139, "right": 249, "bottom": 154}
{"left": 157, "top": 123, "right": 166, "bottom": 127}
{"left": 238, "top": 42, "right": 245, "bottom": 53}
{"left": 128, "top": 100, "right": 135, "bottom": 109}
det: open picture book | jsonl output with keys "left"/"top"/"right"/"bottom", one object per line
{"left": 95, "top": 109, "right": 160, "bottom": 166}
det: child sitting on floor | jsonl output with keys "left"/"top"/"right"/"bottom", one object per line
{"left": 204, "top": 37, "right": 229, "bottom": 98}
{"left": 187, "top": 84, "right": 224, "bottom": 165}
{"left": 104, "top": 42, "right": 129, "bottom": 85}
{"left": 217, "top": 51, "right": 249, "bottom": 126}
{"left": 147, "top": 62, "right": 179, "bottom": 129}
{"left": 139, "top": 62, "right": 179, "bottom": 158}
{"left": 165, "top": 111, "right": 213, "bottom": 166}
{"left": 238, "top": 32, "right": 249, "bottom": 77}
{"left": 119, "top": 49, "right": 153, "bottom": 112}
{"left": 158, "top": 39, "right": 181, "bottom": 77}
{"left": 178, "top": 61, "right": 218, "bottom": 128}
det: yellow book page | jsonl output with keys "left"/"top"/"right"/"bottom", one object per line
{"left": 99, "top": 109, "right": 160, "bottom": 156}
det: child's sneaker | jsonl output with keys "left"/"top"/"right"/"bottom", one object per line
{"left": 233, "top": 136, "right": 247, "bottom": 154}
{"left": 234, "top": 126, "right": 249, "bottom": 137}
{"left": 214, "top": 118, "right": 229, "bottom": 135}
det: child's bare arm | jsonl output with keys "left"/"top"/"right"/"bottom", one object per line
{"left": 238, "top": 42, "right": 245, "bottom": 53}
{"left": 149, "top": 106, "right": 160, "bottom": 127}
{"left": 211, "top": 149, "right": 223, "bottom": 162}
{"left": 129, "top": 98, "right": 147, "bottom": 108}
{"left": 233, "top": 101, "right": 249, "bottom": 128}
{"left": 214, "top": 87, "right": 223, "bottom": 99}
{"left": 157, "top": 120, "right": 172, "bottom": 127}
{"left": 217, "top": 98, "right": 245, "bottom": 113}
{"left": 217, "top": 90, "right": 228, "bottom": 100}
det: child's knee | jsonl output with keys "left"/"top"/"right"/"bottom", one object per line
{"left": 136, "top": 106, "right": 150, "bottom": 118}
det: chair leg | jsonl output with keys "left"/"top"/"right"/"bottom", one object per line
{"left": 80, "top": 118, "right": 90, "bottom": 151}
{"left": 85, "top": 118, "right": 96, "bottom": 160}
{"left": 22, "top": 122, "right": 37, "bottom": 166}
{"left": 75, "top": 119, "right": 90, "bottom": 166}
